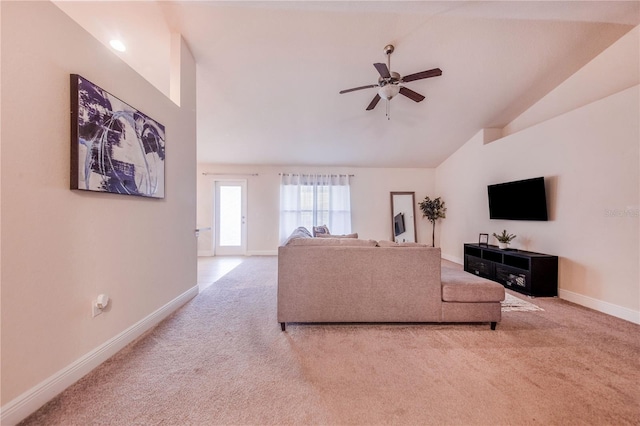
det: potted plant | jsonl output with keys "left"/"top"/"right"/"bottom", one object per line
{"left": 493, "top": 230, "right": 516, "bottom": 249}
{"left": 418, "top": 196, "right": 446, "bottom": 247}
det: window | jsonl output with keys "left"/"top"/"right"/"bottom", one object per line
{"left": 279, "top": 173, "right": 352, "bottom": 243}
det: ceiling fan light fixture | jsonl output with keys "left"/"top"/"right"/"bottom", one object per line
{"left": 378, "top": 84, "right": 400, "bottom": 100}
{"left": 339, "top": 44, "right": 441, "bottom": 114}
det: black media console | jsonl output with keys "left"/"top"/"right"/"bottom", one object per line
{"left": 463, "top": 243, "right": 558, "bottom": 297}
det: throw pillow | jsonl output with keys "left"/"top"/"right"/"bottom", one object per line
{"left": 312, "top": 225, "right": 330, "bottom": 237}
{"left": 282, "top": 227, "right": 313, "bottom": 246}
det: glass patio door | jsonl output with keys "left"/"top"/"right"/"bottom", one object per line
{"left": 214, "top": 180, "right": 247, "bottom": 255}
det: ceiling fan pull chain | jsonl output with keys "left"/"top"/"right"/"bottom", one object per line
{"left": 386, "top": 99, "right": 391, "bottom": 120}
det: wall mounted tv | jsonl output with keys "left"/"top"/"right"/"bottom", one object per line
{"left": 488, "top": 177, "right": 548, "bottom": 221}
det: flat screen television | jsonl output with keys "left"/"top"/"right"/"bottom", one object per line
{"left": 394, "top": 213, "right": 406, "bottom": 236}
{"left": 488, "top": 177, "right": 548, "bottom": 221}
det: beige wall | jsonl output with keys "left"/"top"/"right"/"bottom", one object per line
{"left": 503, "top": 26, "right": 639, "bottom": 136}
{"left": 436, "top": 85, "right": 639, "bottom": 318}
{"left": 1, "top": 1, "right": 197, "bottom": 408}
{"left": 436, "top": 26, "right": 639, "bottom": 322}
{"left": 197, "top": 165, "right": 437, "bottom": 254}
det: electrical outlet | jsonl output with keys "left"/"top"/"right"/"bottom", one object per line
{"left": 92, "top": 301, "right": 102, "bottom": 318}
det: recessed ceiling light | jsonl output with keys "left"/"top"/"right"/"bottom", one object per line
{"left": 109, "top": 39, "right": 126, "bottom": 52}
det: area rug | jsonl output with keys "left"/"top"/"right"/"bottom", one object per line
{"left": 501, "top": 292, "right": 544, "bottom": 312}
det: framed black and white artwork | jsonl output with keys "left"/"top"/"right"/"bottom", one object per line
{"left": 70, "top": 74, "right": 165, "bottom": 198}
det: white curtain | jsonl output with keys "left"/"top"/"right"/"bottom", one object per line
{"left": 279, "top": 173, "right": 352, "bottom": 243}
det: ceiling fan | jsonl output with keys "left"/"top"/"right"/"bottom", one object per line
{"left": 339, "top": 44, "right": 442, "bottom": 117}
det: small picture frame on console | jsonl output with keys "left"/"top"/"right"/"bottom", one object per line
{"left": 478, "top": 233, "right": 489, "bottom": 246}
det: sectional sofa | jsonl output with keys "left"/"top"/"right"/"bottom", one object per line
{"left": 277, "top": 230, "right": 505, "bottom": 331}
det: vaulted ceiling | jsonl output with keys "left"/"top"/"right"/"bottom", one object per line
{"left": 55, "top": 1, "right": 639, "bottom": 168}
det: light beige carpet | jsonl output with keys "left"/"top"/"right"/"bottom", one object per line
{"left": 21, "top": 256, "right": 640, "bottom": 425}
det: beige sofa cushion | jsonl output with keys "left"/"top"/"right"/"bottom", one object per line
{"left": 377, "top": 240, "right": 429, "bottom": 248}
{"left": 316, "top": 232, "right": 358, "bottom": 239}
{"left": 441, "top": 266, "right": 505, "bottom": 302}
{"left": 286, "top": 237, "right": 377, "bottom": 247}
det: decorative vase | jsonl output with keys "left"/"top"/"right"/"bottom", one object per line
{"left": 498, "top": 242, "right": 509, "bottom": 249}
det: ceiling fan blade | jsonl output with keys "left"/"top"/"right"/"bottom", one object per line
{"left": 366, "top": 94, "right": 381, "bottom": 111}
{"left": 339, "top": 84, "right": 378, "bottom": 94}
{"left": 373, "top": 63, "right": 391, "bottom": 79}
{"left": 401, "top": 68, "right": 442, "bottom": 83}
{"left": 399, "top": 87, "right": 425, "bottom": 103}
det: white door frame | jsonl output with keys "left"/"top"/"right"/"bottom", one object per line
{"left": 213, "top": 179, "right": 247, "bottom": 256}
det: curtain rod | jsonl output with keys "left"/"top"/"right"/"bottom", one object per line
{"left": 279, "top": 173, "right": 355, "bottom": 177}
{"left": 202, "top": 172, "right": 259, "bottom": 176}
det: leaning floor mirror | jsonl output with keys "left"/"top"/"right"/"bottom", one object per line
{"left": 390, "top": 192, "right": 417, "bottom": 243}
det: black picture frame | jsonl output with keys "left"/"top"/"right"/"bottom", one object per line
{"left": 70, "top": 74, "right": 165, "bottom": 198}
{"left": 479, "top": 233, "right": 489, "bottom": 246}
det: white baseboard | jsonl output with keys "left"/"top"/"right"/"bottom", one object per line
{"left": 1, "top": 285, "right": 199, "bottom": 426}
{"left": 440, "top": 254, "right": 639, "bottom": 325}
{"left": 441, "top": 253, "right": 463, "bottom": 265}
{"left": 198, "top": 250, "right": 214, "bottom": 257}
{"left": 559, "top": 289, "right": 640, "bottom": 325}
